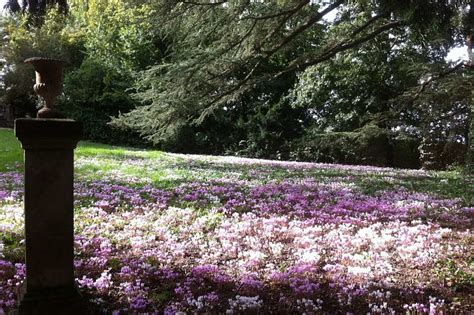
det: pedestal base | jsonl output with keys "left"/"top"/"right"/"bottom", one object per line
{"left": 17, "top": 285, "right": 84, "bottom": 315}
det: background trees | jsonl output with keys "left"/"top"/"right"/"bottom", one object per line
{"left": 4, "top": 0, "right": 68, "bottom": 23}
{"left": 1, "top": 0, "right": 473, "bottom": 170}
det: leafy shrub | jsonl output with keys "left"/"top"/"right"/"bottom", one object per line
{"left": 391, "top": 136, "right": 421, "bottom": 169}
{"left": 58, "top": 59, "right": 145, "bottom": 146}
{"left": 420, "top": 139, "right": 467, "bottom": 170}
{"left": 293, "top": 124, "right": 390, "bottom": 166}
{"left": 227, "top": 98, "right": 308, "bottom": 160}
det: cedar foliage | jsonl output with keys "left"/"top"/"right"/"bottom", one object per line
{"left": 0, "top": 0, "right": 473, "bottom": 170}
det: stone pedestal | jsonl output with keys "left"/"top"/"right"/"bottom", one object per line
{"left": 14, "top": 119, "right": 84, "bottom": 315}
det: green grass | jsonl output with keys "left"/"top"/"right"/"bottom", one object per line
{"left": 1, "top": 128, "right": 472, "bottom": 205}
{"left": 0, "top": 128, "right": 165, "bottom": 172}
{"left": 0, "top": 128, "right": 23, "bottom": 172}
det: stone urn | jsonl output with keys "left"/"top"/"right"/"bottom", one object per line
{"left": 24, "top": 57, "right": 66, "bottom": 118}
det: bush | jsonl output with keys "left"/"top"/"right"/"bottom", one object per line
{"left": 293, "top": 124, "right": 390, "bottom": 166}
{"left": 420, "top": 139, "right": 467, "bottom": 170}
{"left": 58, "top": 59, "right": 145, "bottom": 146}
{"left": 391, "top": 136, "right": 421, "bottom": 169}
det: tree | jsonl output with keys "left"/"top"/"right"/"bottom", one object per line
{"left": 67, "top": 0, "right": 160, "bottom": 75}
{"left": 466, "top": 0, "right": 474, "bottom": 172}
{"left": 54, "top": 0, "right": 162, "bottom": 145}
{"left": 4, "top": 0, "right": 68, "bottom": 16}
{"left": 2, "top": 0, "right": 473, "bottom": 167}
{"left": 0, "top": 0, "right": 158, "bottom": 145}
{"left": 288, "top": 26, "right": 435, "bottom": 133}
{"left": 112, "top": 0, "right": 467, "bottom": 148}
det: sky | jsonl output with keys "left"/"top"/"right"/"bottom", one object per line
{"left": 447, "top": 46, "right": 468, "bottom": 62}
{"left": 0, "top": 0, "right": 468, "bottom": 63}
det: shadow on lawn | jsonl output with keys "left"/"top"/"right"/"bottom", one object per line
{"left": 158, "top": 157, "right": 474, "bottom": 206}
{"left": 1, "top": 224, "right": 472, "bottom": 314}
{"left": 77, "top": 263, "right": 474, "bottom": 314}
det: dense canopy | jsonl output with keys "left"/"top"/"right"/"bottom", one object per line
{"left": 0, "top": 0, "right": 473, "bottom": 170}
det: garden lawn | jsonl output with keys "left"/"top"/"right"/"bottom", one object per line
{"left": 0, "top": 129, "right": 473, "bottom": 314}
{"left": 0, "top": 128, "right": 23, "bottom": 172}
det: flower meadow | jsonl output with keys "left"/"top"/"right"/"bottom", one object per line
{"left": 0, "top": 147, "right": 473, "bottom": 314}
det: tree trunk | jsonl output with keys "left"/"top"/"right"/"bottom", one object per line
{"left": 465, "top": 0, "right": 474, "bottom": 173}
{"left": 466, "top": 92, "right": 474, "bottom": 173}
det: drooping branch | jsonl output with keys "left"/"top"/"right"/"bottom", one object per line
{"left": 263, "top": 0, "right": 345, "bottom": 57}
{"left": 179, "top": 1, "right": 227, "bottom": 6}
{"left": 193, "top": 8, "right": 407, "bottom": 121}
{"left": 381, "top": 62, "right": 470, "bottom": 123}
{"left": 147, "top": 0, "right": 469, "bottom": 129}
{"left": 275, "top": 19, "right": 406, "bottom": 78}
{"left": 351, "top": 13, "right": 388, "bottom": 37}
{"left": 259, "top": 0, "right": 310, "bottom": 48}
{"left": 243, "top": 0, "right": 309, "bottom": 21}
{"left": 203, "top": 18, "right": 406, "bottom": 115}
{"left": 412, "top": 61, "right": 466, "bottom": 100}
{"left": 197, "top": 57, "right": 264, "bottom": 122}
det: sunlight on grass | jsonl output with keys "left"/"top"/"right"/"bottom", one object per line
{"left": 0, "top": 128, "right": 23, "bottom": 172}
{"left": 0, "top": 128, "right": 472, "bottom": 203}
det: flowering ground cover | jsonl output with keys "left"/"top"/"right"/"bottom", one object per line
{"left": 0, "top": 129, "right": 473, "bottom": 314}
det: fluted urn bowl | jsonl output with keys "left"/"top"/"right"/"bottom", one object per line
{"left": 24, "top": 57, "right": 66, "bottom": 118}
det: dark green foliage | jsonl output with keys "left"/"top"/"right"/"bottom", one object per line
{"left": 391, "top": 136, "right": 421, "bottom": 169}
{"left": 293, "top": 126, "right": 425, "bottom": 169}
{"left": 420, "top": 139, "right": 467, "bottom": 170}
{"left": 112, "top": 1, "right": 387, "bottom": 142}
{"left": 231, "top": 98, "right": 308, "bottom": 160}
{"left": 58, "top": 59, "right": 144, "bottom": 146}
{"left": 155, "top": 93, "right": 308, "bottom": 160}
{"left": 466, "top": 73, "right": 474, "bottom": 174}
{"left": 0, "top": 64, "right": 37, "bottom": 119}
{"left": 406, "top": 67, "right": 472, "bottom": 170}
{"left": 108, "top": 0, "right": 473, "bottom": 169}
{"left": 289, "top": 34, "right": 429, "bottom": 133}
{"left": 1, "top": 1, "right": 473, "bottom": 169}
{"left": 5, "top": 0, "right": 68, "bottom": 15}
{"left": 467, "top": 114, "right": 474, "bottom": 173}
{"left": 0, "top": 231, "right": 25, "bottom": 262}
{"left": 114, "top": 0, "right": 468, "bottom": 143}
{"left": 293, "top": 124, "right": 390, "bottom": 166}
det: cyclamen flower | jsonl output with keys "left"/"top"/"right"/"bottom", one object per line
{"left": 0, "top": 153, "right": 471, "bottom": 313}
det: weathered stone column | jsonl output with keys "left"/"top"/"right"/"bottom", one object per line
{"left": 15, "top": 118, "right": 83, "bottom": 315}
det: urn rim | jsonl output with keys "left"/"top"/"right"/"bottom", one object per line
{"left": 24, "top": 57, "right": 68, "bottom": 65}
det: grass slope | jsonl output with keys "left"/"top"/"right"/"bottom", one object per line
{"left": 0, "top": 128, "right": 472, "bottom": 204}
